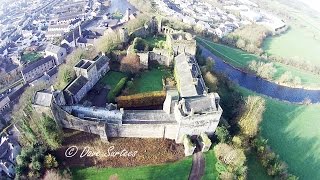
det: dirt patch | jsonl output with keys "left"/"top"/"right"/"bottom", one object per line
{"left": 53, "top": 129, "right": 185, "bottom": 168}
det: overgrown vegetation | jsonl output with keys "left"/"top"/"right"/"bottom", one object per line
{"left": 120, "top": 54, "right": 141, "bottom": 74}
{"left": 197, "top": 50, "right": 298, "bottom": 179}
{"left": 222, "top": 24, "right": 271, "bottom": 55}
{"left": 54, "top": 48, "right": 98, "bottom": 90}
{"left": 124, "top": 14, "right": 151, "bottom": 34}
{"left": 197, "top": 37, "right": 320, "bottom": 89}
{"left": 11, "top": 83, "right": 63, "bottom": 179}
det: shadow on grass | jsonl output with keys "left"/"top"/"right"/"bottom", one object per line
{"left": 259, "top": 98, "right": 320, "bottom": 179}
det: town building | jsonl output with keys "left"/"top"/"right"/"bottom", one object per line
{"left": 21, "top": 56, "right": 56, "bottom": 83}
{"left": 0, "top": 136, "right": 21, "bottom": 178}
{"left": 45, "top": 44, "right": 67, "bottom": 65}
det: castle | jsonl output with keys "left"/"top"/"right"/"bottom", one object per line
{"left": 32, "top": 18, "right": 223, "bottom": 156}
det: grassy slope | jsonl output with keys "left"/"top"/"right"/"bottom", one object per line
{"left": 128, "top": 67, "right": 170, "bottom": 94}
{"left": 99, "top": 71, "right": 127, "bottom": 90}
{"left": 71, "top": 156, "right": 193, "bottom": 180}
{"left": 202, "top": 150, "right": 219, "bottom": 180}
{"left": 197, "top": 37, "right": 320, "bottom": 88}
{"left": 247, "top": 152, "right": 272, "bottom": 180}
{"left": 237, "top": 86, "right": 320, "bottom": 180}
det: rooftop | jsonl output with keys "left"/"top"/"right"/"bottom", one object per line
{"left": 33, "top": 91, "right": 53, "bottom": 107}
{"left": 45, "top": 44, "right": 65, "bottom": 54}
{"left": 174, "top": 53, "right": 206, "bottom": 97}
{"left": 64, "top": 75, "right": 88, "bottom": 96}
{"left": 22, "top": 56, "right": 55, "bottom": 74}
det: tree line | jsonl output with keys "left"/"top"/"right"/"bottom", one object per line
{"left": 197, "top": 50, "right": 298, "bottom": 179}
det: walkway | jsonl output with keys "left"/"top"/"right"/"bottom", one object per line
{"left": 188, "top": 152, "right": 205, "bottom": 180}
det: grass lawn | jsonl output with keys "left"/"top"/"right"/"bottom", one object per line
{"left": 127, "top": 67, "right": 171, "bottom": 94}
{"left": 236, "top": 86, "right": 320, "bottom": 180}
{"left": 202, "top": 150, "right": 219, "bottom": 180}
{"left": 197, "top": 37, "right": 320, "bottom": 88}
{"left": 143, "top": 35, "right": 166, "bottom": 49}
{"left": 99, "top": 71, "right": 127, "bottom": 90}
{"left": 262, "top": 27, "right": 320, "bottom": 66}
{"left": 247, "top": 152, "right": 272, "bottom": 180}
{"left": 71, "top": 156, "right": 192, "bottom": 180}
{"left": 21, "top": 52, "right": 42, "bottom": 63}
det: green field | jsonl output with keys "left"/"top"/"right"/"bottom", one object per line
{"left": 197, "top": 37, "right": 320, "bottom": 88}
{"left": 99, "top": 71, "right": 127, "bottom": 90}
{"left": 21, "top": 52, "right": 42, "bottom": 63}
{"left": 71, "top": 156, "right": 193, "bottom": 180}
{"left": 127, "top": 67, "right": 171, "bottom": 94}
{"left": 237, "top": 86, "right": 320, "bottom": 180}
{"left": 71, "top": 151, "right": 221, "bottom": 180}
{"left": 263, "top": 27, "right": 320, "bottom": 66}
{"left": 202, "top": 150, "right": 219, "bottom": 180}
{"left": 143, "top": 35, "right": 166, "bottom": 49}
{"left": 247, "top": 152, "right": 272, "bottom": 180}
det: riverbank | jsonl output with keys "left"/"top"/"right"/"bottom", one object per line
{"left": 199, "top": 44, "right": 320, "bottom": 103}
{"left": 236, "top": 86, "right": 320, "bottom": 180}
{"left": 197, "top": 37, "right": 320, "bottom": 90}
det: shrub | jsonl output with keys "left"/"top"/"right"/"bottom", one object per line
{"left": 116, "top": 91, "right": 166, "bottom": 108}
{"left": 44, "top": 154, "right": 58, "bottom": 169}
{"left": 120, "top": 54, "right": 141, "bottom": 74}
{"left": 107, "top": 77, "right": 128, "bottom": 102}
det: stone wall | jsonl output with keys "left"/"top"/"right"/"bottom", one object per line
{"left": 149, "top": 49, "right": 173, "bottom": 67}
{"left": 51, "top": 103, "right": 109, "bottom": 141}
{"left": 174, "top": 104, "right": 222, "bottom": 143}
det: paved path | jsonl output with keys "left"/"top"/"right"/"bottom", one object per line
{"left": 188, "top": 152, "right": 205, "bottom": 180}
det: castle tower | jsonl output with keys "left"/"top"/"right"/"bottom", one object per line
{"left": 79, "top": 25, "right": 82, "bottom": 38}
{"left": 119, "top": 28, "right": 129, "bottom": 44}
{"left": 158, "top": 18, "right": 162, "bottom": 33}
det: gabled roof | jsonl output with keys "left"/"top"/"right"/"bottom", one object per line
{"left": 64, "top": 26, "right": 81, "bottom": 43}
{"left": 45, "top": 44, "right": 65, "bottom": 54}
{"left": 64, "top": 75, "right": 88, "bottom": 95}
{"left": 22, "top": 56, "right": 55, "bottom": 74}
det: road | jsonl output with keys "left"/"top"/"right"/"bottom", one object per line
{"left": 188, "top": 152, "right": 205, "bottom": 180}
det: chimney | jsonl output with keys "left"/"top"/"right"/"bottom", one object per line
{"left": 79, "top": 25, "right": 82, "bottom": 38}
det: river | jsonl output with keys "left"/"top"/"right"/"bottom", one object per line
{"left": 199, "top": 46, "right": 320, "bottom": 103}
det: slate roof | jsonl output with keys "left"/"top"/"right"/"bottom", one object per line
{"left": 95, "top": 56, "right": 109, "bottom": 71}
{"left": 174, "top": 53, "right": 206, "bottom": 97}
{"left": 0, "top": 97, "right": 10, "bottom": 109}
{"left": 183, "top": 96, "right": 217, "bottom": 114}
{"left": 46, "top": 66, "right": 58, "bottom": 77}
{"left": 64, "top": 75, "right": 88, "bottom": 95}
{"left": 64, "top": 26, "right": 81, "bottom": 43}
{"left": 22, "top": 56, "right": 55, "bottom": 75}
{"left": 33, "top": 91, "right": 53, "bottom": 107}
{"left": 45, "top": 44, "right": 65, "bottom": 54}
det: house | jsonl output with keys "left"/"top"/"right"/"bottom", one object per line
{"left": 0, "top": 97, "right": 10, "bottom": 113}
{"left": 60, "top": 26, "right": 82, "bottom": 48}
{"left": 45, "top": 44, "right": 67, "bottom": 65}
{"left": 21, "top": 56, "right": 56, "bottom": 83}
{"left": 0, "top": 136, "right": 21, "bottom": 178}
{"left": 30, "top": 66, "right": 58, "bottom": 87}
